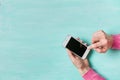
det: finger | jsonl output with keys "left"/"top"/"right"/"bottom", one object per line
{"left": 67, "top": 49, "right": 79, "bottom": 57}
{"left": 76, "top": 38, "right": 82, "bottom": 43}
{"left": 67, "top": 49, "right": 75, "bottom": 57}
{"left": 76, "top": 37, "right": 80, "bottom": 40}
{"left": 66, "top": 49, "right": 75, "bottom": 61}
{"left": 76, "top": 38, "right": 87, "bottom": 47}
{"left": 92, "top": 31, "right": 101, "bottom": 43}
{"left": 84, "top": 59, "right": 89, "bottom": 65}
{"left": 88, "top": 42, "right": 102, "bottom": 49}
{"left": 92, "top": 30, "right": 105, "bottom": 43}
{"left": 94, "top": 46, "right": 107, "bottom": 53}
{"left": 100, "top": 47, "right": 108, "bottom": 53}
{"left": 75, "top": 55, "right": 82, "bottom": 60}
{"left": 92, "top": 36, "right": 99, "bottom": 44}
{"left": 94, "top": 48, "right": 102, "bottom": 53}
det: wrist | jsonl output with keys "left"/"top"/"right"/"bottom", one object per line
{"left": 78, "top": 66, "right": 90, "bottom": 76}
{"left": 108, "top": 35, "right": 113, "bottom": 48}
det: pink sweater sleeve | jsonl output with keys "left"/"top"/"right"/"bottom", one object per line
{"left": 83, "top": 68, "right": 105, "bottom": 80}
{"left": 112, "top": 34, "right": 120, "bottom": 49}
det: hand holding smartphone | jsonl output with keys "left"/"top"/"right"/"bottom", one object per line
{"left": 63, "top": 35, "right": 90, "bottom": 59}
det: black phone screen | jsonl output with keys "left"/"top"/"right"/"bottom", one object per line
{"left": 66, "top": 37, "right": 87, "bottom": 57}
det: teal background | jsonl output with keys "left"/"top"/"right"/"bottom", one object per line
{"left": 1, "top": 0, "right": 120, "bottom": 80}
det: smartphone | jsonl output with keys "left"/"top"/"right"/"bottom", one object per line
{"left": 63, "top": 35, "right": 90, "bottom": 59}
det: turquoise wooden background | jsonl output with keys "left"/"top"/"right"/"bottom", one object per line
{"left": 1, "top": 0, "right": 120, "bottom": 80}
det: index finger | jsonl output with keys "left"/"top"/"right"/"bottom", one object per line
{"left": 88, "top": 42, "right": 102, "bottom": 49}
{"left": 92, "top": 35, "right": 100, "bottom": 44}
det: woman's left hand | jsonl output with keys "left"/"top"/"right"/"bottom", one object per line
{"left": 67, "top": 49, "right": 90, "bottom": 75}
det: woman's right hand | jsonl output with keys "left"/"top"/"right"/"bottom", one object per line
{"left": 88, "top": 30, "right": 113, "bottom": 53}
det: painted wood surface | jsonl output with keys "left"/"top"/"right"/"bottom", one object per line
{"left": 1, "top": 0, "right": 120, "bottom": 80}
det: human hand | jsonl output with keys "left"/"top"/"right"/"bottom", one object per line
{"left": 67, "top": 49, "right": 90, "bottom": 75}
{"left": 88, "top": 30, "right": 113, "bottom": 53}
